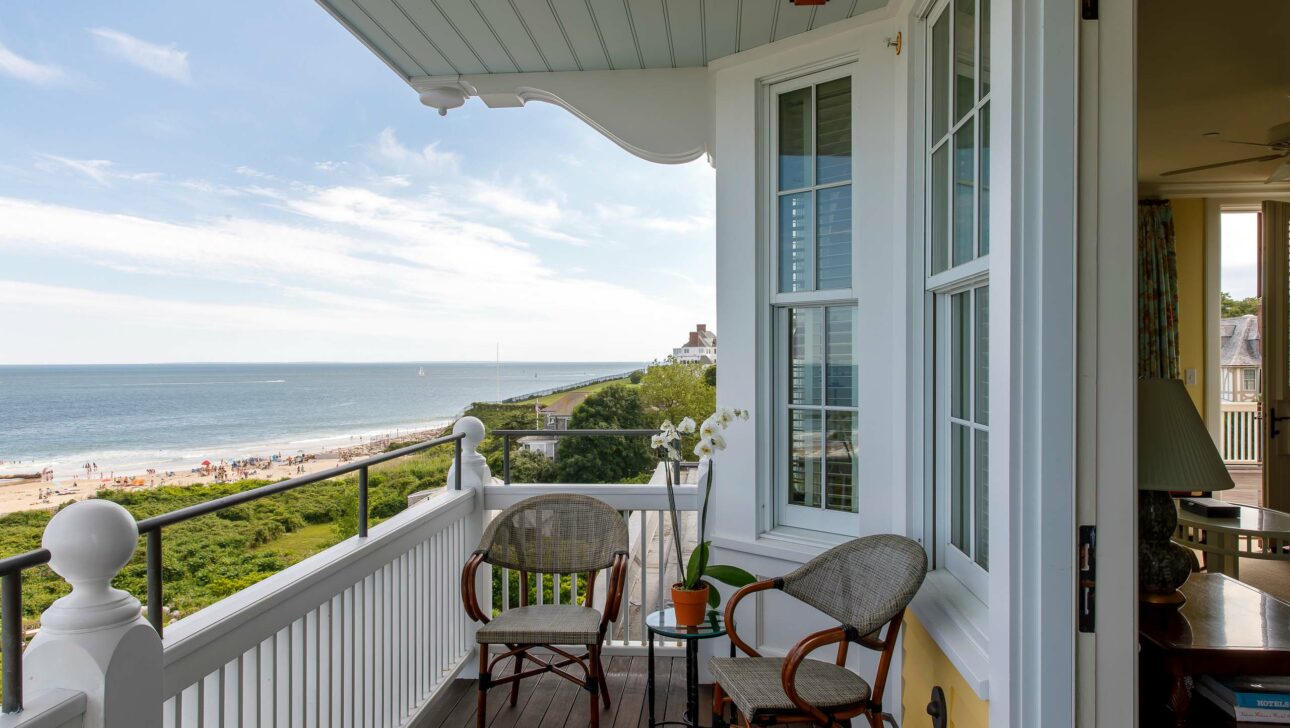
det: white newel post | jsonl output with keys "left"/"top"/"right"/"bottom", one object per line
{"left": 23, "top": 501, "right": 162, "bottom": 728}
{"left": 448, "top": 416, "right": 490, "bottom": 678}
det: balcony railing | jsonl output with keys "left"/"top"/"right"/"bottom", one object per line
{"left": 0, "top": 418, "right": 697, "bottom": 728}
{"left": 1220, "top": 401, "right": 1262, "bottom": 465}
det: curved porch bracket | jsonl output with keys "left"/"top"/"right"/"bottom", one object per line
{"left": 410, "top": 69, "right": 712, "bottom": 166}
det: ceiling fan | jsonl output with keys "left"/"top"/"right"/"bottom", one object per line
{"left": 1161, "top": 122, "right": 1290, "bottom": 182}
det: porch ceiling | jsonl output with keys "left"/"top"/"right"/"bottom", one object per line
{"left": 316, "top": 0, "right": 889, "bottom": 79}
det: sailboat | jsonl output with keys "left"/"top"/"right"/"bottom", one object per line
{"left": 417, "top": 367, "right": 426, "bottom": 377}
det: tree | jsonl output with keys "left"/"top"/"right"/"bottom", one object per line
{"left": 1221, "top": 291, "right": 1259, "bottom": 318}
{"left": 629, "top": 369, "right": 644, "bottom": 385}
{"left": 507, "top": 448, "right": 558, "bottom": 484}
{"left": 638, "top": 359, "right": 716, "bottom": 430}
{"left": 703, "top": 365, "right": 716, "bottom": 387}
{"left": 555, "top": 385, "right": 654, "bottom": 483}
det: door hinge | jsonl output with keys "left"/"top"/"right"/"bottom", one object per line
{"left": 1078, "top": 525, "right": 1096, "bottom": 633}
{"left": 1081, "top": 0, "right": 1098, "bottom": 20}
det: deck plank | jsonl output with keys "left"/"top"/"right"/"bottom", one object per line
{"left": 430, "top": 656, "right": 686, "bottom": 728}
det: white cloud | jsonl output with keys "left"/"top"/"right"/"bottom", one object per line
{"left": 0, "top": 191, "right": 708, "bottom": 362}
{"left": 235, "top": 165, "right": 274, "bottom": 179}
{"left": 34, "top": 153, "right": 161, "bottom": 185}
{"left": 374, "top": 128, "right": 459, "bottom": 175}
{"left": 0, "top": 41, "right": 65, "bottom": 84}
{"left": 89, "top": 28, "right": 190, "bottom": 83}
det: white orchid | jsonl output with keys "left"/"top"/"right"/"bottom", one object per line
{"left": 677, "top": 417, "right": 696, "bottom": 434}
{"left": 715, "top": 408, "right": 734, "bottom": 426}
{"left": 737, "top": 409, "right": 750, "bottom": 421}
{"left": 693, "top": 438, "right": 714, "bottom": 458}
{"left": 708, "top": 432, "right": 727, "bottom": 451}
{"left": 650, "top": 433, "right": 667, "bottom": 449}
{"left": 699, "top": 417, "right": 719, "bottom": 439}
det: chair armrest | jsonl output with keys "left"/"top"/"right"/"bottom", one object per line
{"left": 460, "top": 551, "right": 490, "bottom": 624}
{"left": 601, "top": 552, "right": 630, "bottom": 629}
{"left": 723, "top": 578, "right": 779, "bottom": 658}
{"left": 781, "top": 626, "right": 853, "bottom": 725}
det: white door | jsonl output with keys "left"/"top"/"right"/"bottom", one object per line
{"left": 1261, "top": 201, "right": 1290, "bottom": 511}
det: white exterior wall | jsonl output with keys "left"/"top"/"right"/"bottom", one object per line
{"left": 704, "top": 6, "right": 911, "bottom": 713}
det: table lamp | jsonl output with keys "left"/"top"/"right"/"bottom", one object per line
{"left": 1138, "top": 378, "right": 1234, "bottom": 606}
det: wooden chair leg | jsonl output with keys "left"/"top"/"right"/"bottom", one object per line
{"left": 595, "top": 646, "right": 612, "bottom": 708}
{"left": 477, "top": 647, "right": 489, "bottom": 728}
{"left": 712, "top": 682, "right": 726, "bottom": 727}
{"left": 509, "top": 650, "right": 523, "bottom": 706}
{"left": 588, "top": 645, "right": 602, "bottom": 728}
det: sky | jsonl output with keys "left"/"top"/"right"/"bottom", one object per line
{"left": 0, "top": 1, "right": 715, "bottom": 365}
{"left": 1221, "top": 212, "right": 1258, "bottom": 300}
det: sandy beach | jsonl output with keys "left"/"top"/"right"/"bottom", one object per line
{"left": 0, "top": 426, "right": 448, "bottom": 516}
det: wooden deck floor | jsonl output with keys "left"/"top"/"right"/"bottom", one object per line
{"left": 414, "top": 656, "right": 713, "bottom": 728}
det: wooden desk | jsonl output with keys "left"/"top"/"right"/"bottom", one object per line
{"left": 1140, "top": 574, "right": 1290, "bottom": 727}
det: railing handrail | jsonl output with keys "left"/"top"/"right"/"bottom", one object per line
{"left": 493, "top": 428, "right": 661, "bottom": 437}
{"left": 137, "top": 432, "right": 464, "bottom": 532}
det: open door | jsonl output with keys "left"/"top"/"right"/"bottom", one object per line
{"left": 1262, "top": 201, "right": 1290, "bottom": 511}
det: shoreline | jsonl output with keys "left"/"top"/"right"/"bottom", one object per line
{"left": 0, "top": 425, "right": 448, "bottom": 517}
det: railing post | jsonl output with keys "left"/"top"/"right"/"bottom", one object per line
{"left": 145, "top": 529, "right": 163, "bottom": 635}
{"left": 447, "top": 417, "right": 490, "bottom": 678}
{"left": 503, "top": 434, "right": 511, "bottom": 484}
{"left": 23, "top": 500, "right": 162, "bottom": 728}
{"left": 358, "top": 465, "right": 369, "bottom": 537}
{"left": 2, "top": 571, "right": 22, "bottom": 714}
{"left": 454, "top": 438, "right": 463, "bottom": 490}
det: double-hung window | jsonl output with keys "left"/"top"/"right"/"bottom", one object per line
{"left": 927, "top": 0, "right": 990, "bottom": 597}
{"left": 770, "top": 65, "right": 860, "bottom": 535}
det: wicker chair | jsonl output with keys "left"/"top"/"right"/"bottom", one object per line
{"left": 710, "top": 535, "right": 928, "bottom": 728}
{"left": 460, "top": 494, "right": 629, "bottom": 728}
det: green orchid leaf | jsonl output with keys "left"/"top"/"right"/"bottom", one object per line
{"left": 685, "top": 542, "right": 710, "bottom": 590}
{"left": 699, "top": 579, "right": 721, "bottom": 609}
{"left": 702, "top": 564, "right": 757, "bottom": 588}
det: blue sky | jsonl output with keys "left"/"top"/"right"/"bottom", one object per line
{"left": 0, "top": 1, "right": 714, "bottom": 365}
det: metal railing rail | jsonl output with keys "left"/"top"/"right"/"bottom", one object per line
{"left": 0, "top": 431, "right": 465, "bottom": 714}
{"left": 492, "top": 428, "right": 679, "bottom": 484}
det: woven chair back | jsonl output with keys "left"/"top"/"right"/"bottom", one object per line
{"left": 781, "top": 534, "right": 927, "bottom": 637}
{"left": 479, "top": 493, "right": 628, "bottom": 574}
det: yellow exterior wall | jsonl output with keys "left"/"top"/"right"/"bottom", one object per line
{"left": 901, "top": 614, "right": 989, "bottom": 728}
{"left": 1170, "top": 197, "right": 1208, "bottom": 416}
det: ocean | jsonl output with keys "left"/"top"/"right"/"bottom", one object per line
{"left": 0, "top": 361, "right": 642, "bottom": 478}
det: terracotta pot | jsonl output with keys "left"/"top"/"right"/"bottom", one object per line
{"left": 671, "top": 582, "right": 709, "bottom": 626}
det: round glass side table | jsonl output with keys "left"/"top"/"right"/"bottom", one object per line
{"left": 645, "top": 608, "right": 734, "bottom": 728}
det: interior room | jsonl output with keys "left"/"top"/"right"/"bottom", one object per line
{"left": 1137, "top": 0, "right": 1290, "bottom": 723}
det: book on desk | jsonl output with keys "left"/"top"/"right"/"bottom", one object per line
{"left": 1180, "top": 496, "right": 1241, "bottom": 518}
{"left": 1198, "top": 675, "right": 1290, "bottom": 724}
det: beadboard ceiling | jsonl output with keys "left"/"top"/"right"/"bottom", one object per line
{"left": 316, "top": 0, "right": 889, "bottom": 79}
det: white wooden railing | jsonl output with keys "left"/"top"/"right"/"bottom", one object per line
{"left": 1220, "top": 401, "right": 1262, "bottom": 465}
{"left": 3, "top": 417, "right": 697, "bottom": 728}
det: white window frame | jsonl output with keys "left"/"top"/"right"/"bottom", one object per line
{"left": 923, "top": 0, "right": 992, "bottom": 602}
{"left": 766, "top": 63, "right": 862, "bottom": 536}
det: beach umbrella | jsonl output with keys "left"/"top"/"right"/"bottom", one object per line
{"left": 202, "top": 460, "right": 211, "bottom": 466}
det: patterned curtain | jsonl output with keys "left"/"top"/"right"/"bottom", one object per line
{"left": 1138, "top": 200, "right": 1180, "bottom": 379}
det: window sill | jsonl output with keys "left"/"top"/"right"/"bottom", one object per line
{"left": 710, "top": 527, "right": 851, "bottom": 565}
{"left": 908, "top": 570, "right": 991, "bottom": 700}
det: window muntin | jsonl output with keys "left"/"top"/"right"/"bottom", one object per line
{"left": 927, "top": 0, "right": 990, "bottom": 597}
{"left": 775, "top": 72, "right": 853, "bottom": 294}
{"left": 771, "top": 67, "right": 859, "bottom": 535}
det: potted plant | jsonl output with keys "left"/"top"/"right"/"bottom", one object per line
{"left": 652, "top": 408, "right": 756, "bottom": 626}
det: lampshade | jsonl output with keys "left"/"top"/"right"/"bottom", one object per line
{"left": 1138, "top": 378, "right": 1234, "bottom": 492}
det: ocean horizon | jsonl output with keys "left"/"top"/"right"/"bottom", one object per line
{"left": 0, "top": 361, "right": 643, "bottom": 478}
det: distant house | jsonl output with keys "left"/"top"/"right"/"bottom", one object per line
{"left": 672, "top": 324, "right": 716, "bottom": 364}
{"left": 519, "top": 390, "right": 591, "bottom": 458}
{"left": 1220, "top": 314, "right": 1261, "bottom": 402}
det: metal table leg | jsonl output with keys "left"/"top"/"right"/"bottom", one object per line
{"left": 649, "top": 629, "right": 657, "bottom": 727}
{"left": 685, "top": 639, "right": 699, "bottom": 725}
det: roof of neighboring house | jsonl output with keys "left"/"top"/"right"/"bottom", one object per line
{"left": 679, "top": 324, "right": 716, "bottom": 350}
{"left": 539, "top": 391, "right": 591, "bottom": 417}
{"left": 1220, "top": 315, "right": 1262, "bottom": 367}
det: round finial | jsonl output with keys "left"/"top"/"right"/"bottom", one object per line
{"left": 43, "top": 500, "right": 139, "bottom": 585}
{"left": 454, "top": 416, "right": 486, "bottom": 450}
